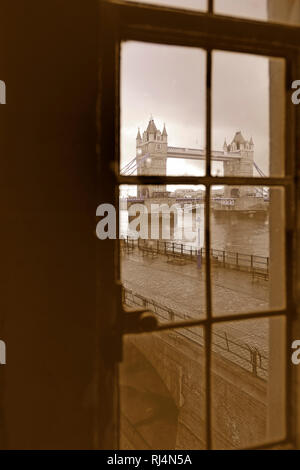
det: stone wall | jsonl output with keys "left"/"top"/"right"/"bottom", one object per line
{"left": 120, "top": 330, "right": 267, "bottom": 450}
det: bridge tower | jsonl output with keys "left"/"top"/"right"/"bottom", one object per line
{"left": 136, "top": 118, "right": 168, "bottom": 199}
{"left": 223, "top": 131, "right": 255, "bottom": 198}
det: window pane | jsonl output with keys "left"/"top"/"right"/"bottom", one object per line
{"left": 212, "top": 51, "right": 285, "bottom": 177}
{"left": 121, "top": 42, "right": 206, "bottom": 176}
{"left": 211, "top": 186, "right": 286, "bottom": 316}
{"left": 212, "top": 317, "right": 286, "bottom": 449}
{"left": 214, "top": 0, "right": 268, "bottom": 21}
{"left": 120, "top": 327, "right": 206, "bottom": 449}
{"left": 214, "top": 0, "right": 300, "bottom": 26}
{"left": 268, "top": 0, "right": 300, "bottom": 25}
{"left": 125, "top": 0, "right": 207, "bottom": 12}
{"left": 120, "top": 185, "right": 206, "bottom": 323}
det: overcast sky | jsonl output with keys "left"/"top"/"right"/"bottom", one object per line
{"left": 121, "top": 0, "right": 282, "bottom": 189}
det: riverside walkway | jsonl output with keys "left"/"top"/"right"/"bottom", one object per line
{"left": 121, "top": 241, "right": 269, "bottom": 319}
{"left": 121, "top": 243, "right": 270, "bottom": 369}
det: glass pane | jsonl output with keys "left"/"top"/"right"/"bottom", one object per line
{"left": 214, "top": 0, "right": 300, "bottom": 26}
{"left": 120, "top": 326, "right": 206, "bottom": 449}
{"left": 212, "top": 51, "right": 285, "bottom": 177}
{"left": 268, "top": 0, "right": 300, "bottom": 25}
{"left": 211, "top": 186, "right": 285, "bottom": 316}
{"left": 212, "top": 317, "right": 286, "bottom": 449}
{"left": 214, "top": 0, "right": 268, "bottom": 21}
{"left": 120, "top": 185, "right": 206, "bottom": 323}
{"left": 125, "top": 0, "right": 207, "bottom": 12}
{"left": 121, "top": 42, "right": 206, "bottom": 176}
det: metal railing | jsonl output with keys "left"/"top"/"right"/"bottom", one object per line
{"left": 121, "top": 237, "right": 269, "bottom": 275}
{"left": 123, "top": 287, "right": 268, "bottom": 380}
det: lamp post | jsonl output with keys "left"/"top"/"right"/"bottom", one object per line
{"left": 197, "top": 215, "right": 202, "bottom": 269}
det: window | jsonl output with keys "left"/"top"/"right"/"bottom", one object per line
{"left": 99, "top": 0, "right": 300, "bottom": 450}
{"left": 215, "top": 0, "right": 300, "bottom": 26}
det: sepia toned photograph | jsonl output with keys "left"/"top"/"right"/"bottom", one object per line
{"left": 1, "top": 0, "right": 300, "bottom": 455}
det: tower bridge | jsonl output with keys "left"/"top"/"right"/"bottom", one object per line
{"left": 122, "top": 118, "right": 267, "bottom": 212}
{"left": 167, "top": 146, "right": 243, "bottom": 162}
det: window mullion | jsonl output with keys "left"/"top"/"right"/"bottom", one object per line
{"left": 205, "top": 48, "right": 213, "bottom": 451}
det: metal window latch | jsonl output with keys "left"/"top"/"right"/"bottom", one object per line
{"left": 122, "top": 308, "right": 158, "bottom": 334}
{"left": 115, "top": 281, "right": 158, "bottom": 334}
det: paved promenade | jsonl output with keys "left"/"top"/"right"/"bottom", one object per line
{"left": 121, "top": 250, "right": 269, "bottom": 354}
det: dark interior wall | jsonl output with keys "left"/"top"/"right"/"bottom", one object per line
{"left": 0, "top": 0, "right": 102, "bottom": 449}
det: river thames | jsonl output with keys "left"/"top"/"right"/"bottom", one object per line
{"left": 120, "top": 206, "right": 269, "bottom": 258}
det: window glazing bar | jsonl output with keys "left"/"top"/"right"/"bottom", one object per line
{"left": 108, "top": 1, "right": 300, "bottom": 51}
{"left": 118, "top": 176, "right": 293, "bottom": 186}
{"left": 122, "top": 309, "right": 287, "bottom": 335}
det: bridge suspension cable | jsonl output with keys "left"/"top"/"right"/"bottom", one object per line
{"left": 120, "top": 157, "right": 137, "bottom": 175}
{"left": 253, "top": 161, "right": 266, "bottom": 178}
{"left": 252, "top": 162, "right": 269, "bottom": 199}
{"left": 120, "top": 153, "right": 151, "bottom": 176}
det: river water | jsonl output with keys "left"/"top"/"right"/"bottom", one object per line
{"left": 120, "top": 206, "right": 269, "bottom": 257}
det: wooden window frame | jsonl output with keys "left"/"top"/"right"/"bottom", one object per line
{"left": 98, "top": 0, "right": 300, "bottom": 450}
